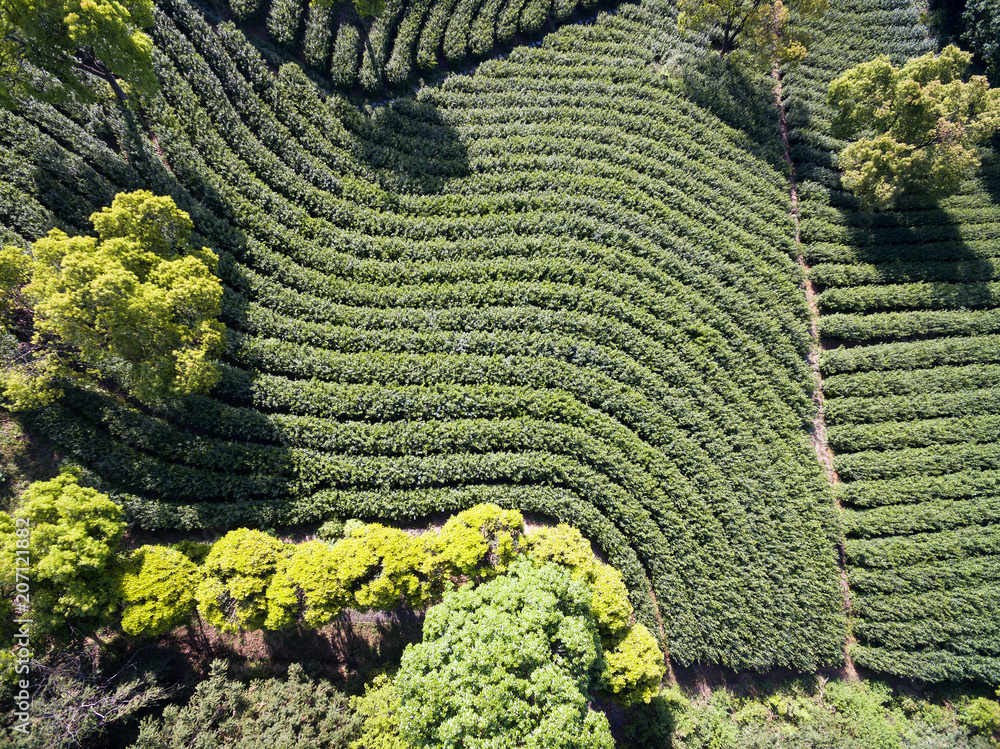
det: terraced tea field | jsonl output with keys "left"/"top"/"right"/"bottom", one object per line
{"left": 0, "top": 0, "right": 850, "bottom": 672}
{"left": 785, "top": 0, "right": 1000, "bottom": 682}
{"left": 1, "top": 0, "right": 998, "bottom": 684}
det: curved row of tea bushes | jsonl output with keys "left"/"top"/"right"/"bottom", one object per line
{"left": 784, "top": 0, "right": 1000, "bottom": 682}
{"left": 0, "top": 0, "right": 845, "bottom": 671}
{"left": 228, "top": 0, "right": 606, "bottom": 92}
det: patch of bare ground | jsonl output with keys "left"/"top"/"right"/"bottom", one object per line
{"left": 772, "top": 60, "right": 858, "bottom": 682}
{"left": 0, "top": 413, "right": 60, "bottom": 511}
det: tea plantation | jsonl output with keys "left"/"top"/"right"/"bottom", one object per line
{"left": 0, "top": 0, "right": 997, "bottom": 690}
{"left": 786, "top": 0, "right": 1000, "bottom": 682}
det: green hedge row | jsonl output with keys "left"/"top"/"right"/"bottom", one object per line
{"left": 819, "top": 309, "right": 1000, "bottom": 342}
{"left": 844, "top": 497, "right": 1000, "bottom": 539}
{"left": 824, "top": 364, "right": 1000, "bottom": 400}
{"left": 826, "top": 387, "right": 1000, "bottom": 425}
{"left": 839, "top": 469, "right": 1000, "bottom": 509}
{"left": 828, "top": 413, "right": 1000, "bottom": 453}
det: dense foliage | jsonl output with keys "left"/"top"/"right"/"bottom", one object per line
{"left": 220, "top": 0, "right": 606, "bottom": 92}
{"left": 827, "top": 45, "right": 1000, "bottom": 208}
{"left": 0, "top": 0, "right": 158, "bottom": 106}
{"left": 132, "top": 660, "right": 359, "bottom": 748}
{"left": 678, "top": 0, "right": 828, "bottom": 63}
{"left": 395, "top": 560, "right": 616, "bottom": 749}
{"left": 1, "top": 190, "right": 225, "bottom": 408}
{"left": 784, "top": 0, "right": 1000, "bottom": 682}
{"left": 0, "top": 0, "right": 847, "bottom": 673}
{"left": 0, "top": 469, "right": 124, "bottom": 637}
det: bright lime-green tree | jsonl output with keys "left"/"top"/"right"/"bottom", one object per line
{"left": 2, "top": 470, "right": 124, "bottom": 637}
{"left": 1, "top": 191, "right": 225, "bottom": 409}
{"left": 120, "top": 545, "right": 200, "bottom": 637}
{"left": 265, "top": 539, "right": 351, "bottom": 629}
{"left": 678, "top": 0, "right": 827, "bottom": 63}
{"left": 0, "top": 0, "right": 157, "bottom": 106}
{"left": 335, "top": 523, "right": 432, "bottom": 610}
{"left": 434, "top": 503, "right": 524, "bottom": 584}
{"left": 526, "top": 524, "right": 632, "bottom": 638}
{"left": 196, "top": 529, "right": 288, "bottom": 633}
{"left": 828, "top": 45, "right": 1000, "bottom": 209}
{"left": 395, "top": 560, "right": 616, "bottom": 749}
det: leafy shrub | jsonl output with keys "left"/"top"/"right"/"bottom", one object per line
{"left": 600, "top": 623, "right": 665, "bottom": 705}
{"left": 348, "top": 674, "right": 408, "bottom": 749}
{"left": 2, "top": 470, "right": 124, "bottom": 637}
{"left": 196, "top": 528, "right": 289, "bottom": 632}
{"left": 120, "top": 545, "right": 200, "bottom": 636}
{"left": 433, "top": 502, "right": 524, "bottom": 583}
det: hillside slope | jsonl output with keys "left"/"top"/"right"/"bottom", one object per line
{"left": 0, "top": 0, "right": 848, "bottom": 670}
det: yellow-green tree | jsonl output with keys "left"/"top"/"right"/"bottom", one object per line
{"left": 120, "top": 545, "right": 200, "bottom": 637}
{"left": 828, "top": 45, "right": 1000, "bottom": 209}
{"left": 0, "top": 470, "right": 124, "bottom": 638}
{"left": 678, "top": 0, "right": 827, "bottom": 64}
{"left": 1, "top": 191, "right": 225, "bottom": 409}
{"left": 196, "top": 529, "right": 288, "bottom": 633}
{"left": 0, "top": 0, "right": 157, "bottom": 106}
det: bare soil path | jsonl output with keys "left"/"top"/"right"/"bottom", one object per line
{"left": 771, "top": 60, "right": 859, "bottom": 682}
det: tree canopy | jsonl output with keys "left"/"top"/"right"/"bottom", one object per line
{"left": 1, "top": 190, "right": 225, "bottom": 408}
{"left": 827, "top": 45, "right": 1000, "bottom": 209}
{"left": 132, "top": 660, "right": 359, "bottom": 749}
{"left": 120, "top": 545, "right": 201, "bottom": 637}
{"left": 395, "top": 560, "right": 617, "bottom": 749}
{"left": 678, "top": 0, "right": 828, "bottom": 64}
{"left": 0, "top": 0, "right": 157, "bottom": 106}
{"left": 0, "top": 469, "right": 124, "bottom": 637}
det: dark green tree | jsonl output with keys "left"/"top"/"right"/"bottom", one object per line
{"left": 962, "top": 0, "right": 1000, "bottom": 80}
{"left": 131, "top": 660, "right": 359, "bottom": 749}
{"left": 0, "top": 0, "right": 157, "bottom": 106}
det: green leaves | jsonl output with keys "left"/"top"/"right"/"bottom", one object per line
{"left": 120, "top": 545, "right": 200, "bottom": 636}
{"left": 3, "top": 190, "right": 226, "bottom": 408}
{"left": 196, "top": 528, "right": 288, "bottom": 632}
{"left": 0, "top": 0, "right": 157, "bottom": 106}
{"left": 827, "top": 45, "right": 1000, "bottom": 208}
{"left": 6, "top": 470, "right": 124, "bottom": 636}
{"left": 677, "top": 0, "right": 827, "bottom": 64}
{"left": 395, "top": 561, "right": 616, "bottom": 749}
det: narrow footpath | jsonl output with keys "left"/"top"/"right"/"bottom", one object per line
{"left": 771, "top": 61, "right": 859, "bottom": 681}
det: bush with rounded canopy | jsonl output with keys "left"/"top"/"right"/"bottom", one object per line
{"left": 526, "top": 523, "right": 632, "bottom": 638}
{"left": 828, "top": 45, "right": 1000, "bottom": 208}
{"left": 196, "top": 529, "right": 288, "bottom": 632}
{"left": 1, "top": 470, "right": 123, "bottom": 637}
{"left": 120, "top": 545, "right": 200, "bottom": 636}
{"left": 2, "top": 191, "right": 225, "bottom": 409}
{"left": 433, "top": 503, "right": 524, "bottom": 583}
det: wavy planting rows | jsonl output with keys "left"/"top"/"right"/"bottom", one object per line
{"left": 784, "top": 0, "right": 1000, "bottom": 682}
{"left": 0, "top": 0, "right": 845, "bottom": 670}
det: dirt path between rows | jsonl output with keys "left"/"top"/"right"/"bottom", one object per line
{"left": 771, "top": 60, "right": 859, "bottom": 682}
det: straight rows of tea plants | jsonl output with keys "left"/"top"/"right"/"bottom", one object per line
{"left": 0, "top": 0, "right": 846, "bottom": 670}
{"left": 783, "top": 0, "right": 1000, "bottom": 683}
